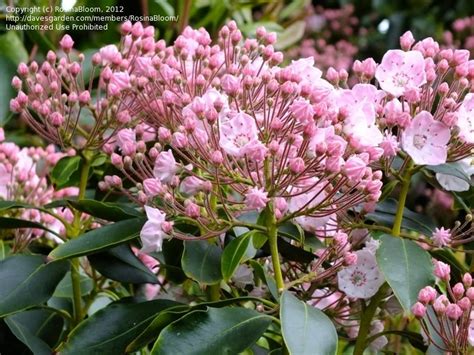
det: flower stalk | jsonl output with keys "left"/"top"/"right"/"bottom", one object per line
{"left": 392, "top": 159, "right": 413, "bottom": 237}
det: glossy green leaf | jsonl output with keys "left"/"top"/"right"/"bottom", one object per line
{"left": 280, "top": 291, "right": 338, "bottom": 355}
{"left": 53, "top": 272, "right": 93, "bottom": 298}
{"left": 274, "top": 21, "right": 306, "bottom": 50}
{"left": 376, "top": 234, "right": 434, "bottom": 311}
{"left": 426, "top": 163, "right": 473, "bottom": 187}
{"left": 0, "top": 32, "right": 29, "bottom": 64}
{"left": 182, "top": 240, "right": 222, "bottom": 284}
{"left": 0, "top": 217, "right": 59, "bottom": 236}
{"left": 67, "top": 199, "right": 142, "bottom": 222}
{"left": 4, "top": 317, "right": 51, "bottom": 355}
{"left": 221, "top": 232, "right": 253, "bottom": 281}
{"left": 0, "top": 255, "right": 69, "bottom": 317}
{"left": 49, "top": 218, "right": 145, "bottom": 260}
{"left": 0, "top": 200, "right": 33, "bottom": 211}
{"left": 0, "top": 55, "right": 16, "bottom": 125}
{"left": 366, "top": 199, "right": 436, "bottom": 235}
{"left": 151, "top": 307, "right": 271, "bottom": 355}
{"left": 5, "top": 308, "right": 65, "bottom": 352}
{"left": 126, "top": 307, "right": 190, "bottom": 352}
{"left": 88, "top": 244, "right": 158, "bottom": 284}
{"left": 60, "top": 299, "right": 180, "bottom": 355}
{"left": 51, "top": 156, "right": 82, "bottom": 189}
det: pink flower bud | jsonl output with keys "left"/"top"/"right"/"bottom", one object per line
{"left": 343, "top": 252, "right": 357, "bottom": 266}
{"left": 411, "top": 302, "right": 427, "bottom": 318}
{"left": 343, "top": 156, "right": 366, "bottom": 182}
{"left": 59, "top": 34, "right": 74, "bottom": 52}
{"left": 400, "top": 31, "right": 415, "bottom": 51}
{"left": 120, "top": 21, "right": 132, "bottom": 35}
{"left": 78, "top": 91, "right": 91, "bottom": 105}
{"left": 457, "top": 297, "right": 471, "bottom": 311}
{"left": 446, "top": 303, "right": 463, "bottom": 320}
{"left": 49, "top": 112, "right": 64, "bottom": 127}
{"left": 184, "top": 200, "right": 200, "bottom": 218}
{"left": 433, "top": 295, "right": 449, "bottom": 315}
{"left": 211, "top": 150, "right": 223, "bottom": 165}
{"left": 17, "top": 62, "right": 29, "bottom": 77}
{"left": 433, "top": 260, "right": 451, "bottom": 281}
{"left": 453, "top": 283, "right": 465, "bottom": 300}
{"left": 326, "top": 67, "right": 339, "bottom": 84}
{"left": 143, "top": 178, "right": 163, "bottom": 197}
{"left": 244, "top": 187, "right": 269, "bottom": 211}
{"left": 111, "top": 153, "right": 123, "bottom": 168}
{"left": 463, "top": 273, "right": 472, "bottom": 288}
{"left": 289, "top": 157, "right": 305, "bottom": 174}
{"left": 418, "top": 286, "right": 437, "bottom": 304}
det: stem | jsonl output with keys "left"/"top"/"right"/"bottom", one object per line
{"left": 353, "top": 284, "right": 389, "bottom": 355}
{"left": 392, "top": 159, "right": 413, "bottom": 237}
{"left": 70, "top": 154, "right": 92, "bottom": 326}
{"left": 178, "top": 0, "right": 191, "bottom": 33}
{"left": 207, "top": 284, "right": 221, "bottom": 301}
{"left": 266, "top": 205, "right": 285, "bottom": 293}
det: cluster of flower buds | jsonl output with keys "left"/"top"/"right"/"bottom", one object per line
{"left": 0, "top": 128, "right": 80, "bottom": 249}
{"left": 412, "top": 262, "right": 474, "bottom": 352}
{"left": 98, "top": 21, "right": 384, "bottom": 252}
{"left": 9, "top": 33, "right": 136, "bottom": 150}
{"left": 444, "top": 16, "right": 474, "bottom": 55}
{"left": 288, "top": 4, "right": 362, "bottom": 72}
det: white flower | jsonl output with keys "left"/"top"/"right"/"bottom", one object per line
{"left": 338, "top": 250, "right": 384, "bottom": 298}
{"left": 140, "top": 206, "right": 169, "bottom": 253}
{"left": 153, "top": 149, "right": 178, "bottom": 183}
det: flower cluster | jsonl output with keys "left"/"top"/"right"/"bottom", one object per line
{"left": 9, "top": 33, "right": 136, "bottom": 149}
{"left": 412, "top": 262, "right": 474, "bottom": 353}
{"left": 98, "top": 21, "right": 384, "bottom": 252}
{"left": 0, "top": 128, "right": 79, "bottom": 249}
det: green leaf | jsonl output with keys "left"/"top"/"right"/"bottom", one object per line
{"left": 60, "top": 298, "right": 180, "bottom": 355}
{"left": 274, "top": 21, "right": 306, "bottom": 50}
{"left": 49, "top": 218, "right": 145, "bottom": 260}
{"left": 0, "top": 200, "right": 32, "bottom": 211}
{"left": 366, "top": 199, "right": 436, "bottom": 235}
{"left": 0, "top": 255, "right": 69, "bottom": 317}
{"left": 53, "top": 272, "right": 93, "bottom": 298}
{"left": 280, "top": 291, "right": 338, "bottom": 355}
{"left": 376, "top": 234, "right": 434, "bottom": 311}
{"left": 182, "top": 240, "right": 222, "bottom": 284}
{"left": 5, "top": 308, "right": 65, "bottom": 351}
{"left": 51, "top": 156, "right": 82, "bottom": 189}
{"left": 221, "top": 232, "right": 254, "bottom": 281}
{"left": 67, "top": 199, "right": 142, "bottom": 222}
{"left": 0, "top": 55, "right": 16, "bottom": 125}
{"left": 126, "top": 307, "right": 190, "bottom": 352}
{"left": 4, "top": 316, "right": 51, "bottom": 355}
{"left": 151, "top": 307, "right": 271, "bottom": 355}
{"left": 426, "top": 163, "right": 473, "bottom": 187}
{"left": 0, "top": 32, "right": 29, "bottom": 64}
{"left": 88, "top": 244, "right": 158, "bottom": 284}
{"left": 0, "top": 217, "right": 59, "bottom": 236}
{"left": 0, "top": 240, "right": 10, "bottom": 260}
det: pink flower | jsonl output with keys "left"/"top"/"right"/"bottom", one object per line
{"left": 433, "top": 260, "right": 451, "bottom": 281}
{"left": 153, "top": 150, "right": 178, "bottom": 183}
{"left": 59, "top": 34, "right": 74, "bottom": 51}
{"left": 99, "top": 45, "right": 121, "bottom": 65}
{"left": 244, "top": 187, "right": 269, "bottom": 211}
{"left": 290, "top": 98, "right": 314, "bottom": 124}
{"left": 219, "top": 112, "right": 261, "bottom": 158}
{"left": 432, "top": 227, "right": 452, "bottom": 247}
{"left": 0, "top": 128, "right": 4, "bottom": 142}
{"left": 401, "top": 111, "right": 450, "bottom": 165}
{"left": 411, "top": 302, "right": 427, "bottom": 318}
{"left": 143, "top": 178, "right": 163, "bottom": 197}
{"left": 380, "top": 132, "right": 399, "bottom": 157}
{"left": 337, "top": 250, "right": 385, "bottom": 298}
{"left": 180, "top": 176, "right": 208, "bottom": 196}
{"left": 418, "top": 286, "right": 437, "bottom": 304}
{"left": 375, "top": 50, "right": 426, "bottom": 97}
{"left": 343, "top": 156, "right": 367, "bottom": 182}
{"left": 116, "top": 129, "right": 137, "bottom": 156}
{"left": 140, "top": 206, "right": 169, "bottom": 253}
{"left": 0, "top": 163, "right": 10, "bottom": 199}
{"left": 456, "top": 93, "right": 474, "bottom": 144}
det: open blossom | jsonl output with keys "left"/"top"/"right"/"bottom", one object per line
{"left": 140, "top": 206, "right": 170, "bottom": 253}
{"left": 337, "top": 250, "right": 384, "bottom": 298}
{"left": 456, "top": 93, "right": 474, "bottom": 144}
{"left": 244, "top": 187, "right": 269, "bottom": 211}
{"left": 153, "top": 150, "right": 178, "bottom": 183}
{"left": 432, "top": 227, "right": 452, "bottom": 247}
{"left": 401, "top": 111, "right": 450, "bottom": 165}
{"left": 375, "top": 49, "right": 427, "bottom": 97}
{"left": 219, "top": 112, "right": 262, "bottom": 158}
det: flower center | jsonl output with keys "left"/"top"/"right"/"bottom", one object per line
{"left": 350, "top": 270, "right": 367, "bottom": 286}
{"left": 393, "top": 73, "right": 409, "bottom": 87}
{"left": 413, "top": 134, "right": 427, "bottom": 149}
{"left": 234, "top": 134, "right": 250, "bottom": 147}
